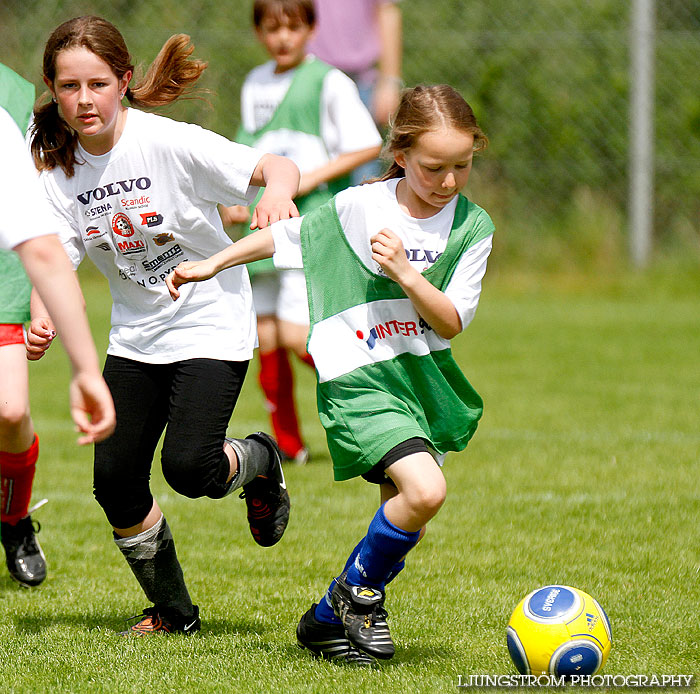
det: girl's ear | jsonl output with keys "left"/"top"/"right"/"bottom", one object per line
{"left": 394, "top": 150, "right": 406, "bottom": 169}
{"left": 43, "top": 76, "right": 55, "bottom": 97}
{"left": 119, "top": 69, "right": 133, "bottom": 98}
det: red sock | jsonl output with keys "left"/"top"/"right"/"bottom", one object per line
{"left": 299, "top": 351, "right": 315, "bottom": 369}
{"left": 1, "top": 435, "right": 39, "bottom": 525}
{"left": 258, "top": 349, "right": 304, "bottom": 458}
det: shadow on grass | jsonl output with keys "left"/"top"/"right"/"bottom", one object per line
{"left": 11, "top": 613, "right": 270, "bottom": 637}
{"left": 13, "top": 612, "right": 117, "bottom": 633}
{"left": 279, "top": 641, "right": 458, "bottom": 668}
{"left": 0, "top": 575, "right": 28, "bottom": 593}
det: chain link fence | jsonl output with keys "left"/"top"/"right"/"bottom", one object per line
{"left": 2, "top": 0, "right": 698, "bottom": 272}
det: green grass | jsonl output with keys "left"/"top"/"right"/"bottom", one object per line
{"left": 1, "top": 267, "right": 698, "bottom": 693}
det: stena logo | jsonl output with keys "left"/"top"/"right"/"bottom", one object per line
{"left": 77, "top": 177, "right": 151, "bottom": 206}
{"left": 541, "top": 588, "right": 561, "bottom": 612}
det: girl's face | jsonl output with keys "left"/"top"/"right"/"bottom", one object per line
{"left": 256, "top": 12, "right": 314, "bottom": 73}
{"left": 47, "top": 47, "right": 132, "bottom": 155}
{"left": 395, "top": 126, "right": 475, "bottom": 219}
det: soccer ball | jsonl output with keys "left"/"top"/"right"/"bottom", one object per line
{"left": 506, "top": 585, "right": 612, "bottom": 677}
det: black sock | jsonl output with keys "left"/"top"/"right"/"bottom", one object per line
{"left": 114, "top": 515, "right": 194, "bottom": 618}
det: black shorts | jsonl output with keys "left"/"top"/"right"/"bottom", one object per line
{"left": 361, "top": 437, "right": 431, "bottom": 486}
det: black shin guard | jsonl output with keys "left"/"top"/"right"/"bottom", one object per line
{"left": 114, "top": 515, "right": 194, "bottom": 618}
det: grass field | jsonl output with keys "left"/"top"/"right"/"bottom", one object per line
{"left": 1, "top": 266, "right": 698, "bottom": 693}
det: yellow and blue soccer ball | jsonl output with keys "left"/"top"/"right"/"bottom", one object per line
{"left": 506, "top": 585, "right": 612, "bottom": 677}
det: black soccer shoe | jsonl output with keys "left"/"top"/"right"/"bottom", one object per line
{"left": 119, "top": 605, "right": 201, "bottom": 636}
{"left": 296, "top": 603, "right": 375, "bottom": 666}
{"left": 330, "top": 572, "right": 395, "bottom": 660}
{"left": 1, "top": 516, "right": 47, "bottom": 587}
{"left": 240, "top": 432, "right": 290, "bottom": 547}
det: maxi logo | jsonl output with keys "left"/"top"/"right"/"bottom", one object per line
{"left": 355, "top": 316, "right": 433, "bottom": 350}
{"left": 111, "top": 213, "right": 148, "bottom": 258}
{"left": 77, "top": 177, "right": 152, "bottom": 206}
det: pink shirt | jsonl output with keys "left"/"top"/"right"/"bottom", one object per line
{"left": 308, "top": 0, "right": 397, "bottom": 81}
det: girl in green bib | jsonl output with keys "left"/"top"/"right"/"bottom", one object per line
{"left": 168, "top": 84, "right": 494, "bottom": 664}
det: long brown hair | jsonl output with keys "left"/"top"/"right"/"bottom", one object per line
{"left": 31, "top": 16, "right": 208, "bottom": 177}
{"left": 377, "top": 84, "right": 488, "bottom": 182}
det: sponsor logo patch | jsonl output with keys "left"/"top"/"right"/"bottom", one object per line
{"left": 77, "top": 177, "right": 151, "bottom": 206}
{"left": 111, "top": 213, "right": 135, "bottom": 238}
{"left": 140, "top": 212, "right": 164, "bottom": 228}
{"left": 141, "top": 244, "right": 183, "bottom": 272}
{"left": 152, "top": 233, "right": 174, "bottom": 247}
{"left": 355, "top": 317, "right": 432, "bottom": 350}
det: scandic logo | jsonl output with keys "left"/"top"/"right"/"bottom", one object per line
{"left": 356, "top": 317, "right": 432, "bottom": 349}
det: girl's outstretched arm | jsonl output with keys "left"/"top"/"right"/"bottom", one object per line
{"left": 166, "top": 227, "right": 275, "bottom": 300}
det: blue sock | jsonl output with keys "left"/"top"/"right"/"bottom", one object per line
{"left": 314, "top": 539, "right": 364, "bottom": 624}
{"left": 345, "top": 504, "right": 420, "bottom": 590}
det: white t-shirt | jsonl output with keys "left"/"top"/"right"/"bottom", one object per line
{"left": 271, "top": 179, "right": 493, "bottom": 330}
{"left": 240, "top": 58, "right": 382, "bottom": 173}
{"left": 40, "top": 108, "right": 264, "bottom": 363}
{"left": 0, "top": 107, "right": 55, "bottom": 250}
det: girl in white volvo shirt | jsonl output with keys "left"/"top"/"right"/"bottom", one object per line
{"left": 29, "top": 15, "right": 299, "bottom": 636}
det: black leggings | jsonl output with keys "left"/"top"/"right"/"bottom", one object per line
{"left": 94, "top": 355, "right": 249, "bottom": 528}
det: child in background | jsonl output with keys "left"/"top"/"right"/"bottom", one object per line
{"left": 28, "top": 15, "right": 298, "bottom": 635}
{"left": 168, "top": 84, "right": 494, "bottom": 663}
{"left": 221, "top": 0, "right": 382, "bottom": 463}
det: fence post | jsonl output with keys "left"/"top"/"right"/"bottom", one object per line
{"left": 629, "top": 0, "right": 655, "bottom": 267}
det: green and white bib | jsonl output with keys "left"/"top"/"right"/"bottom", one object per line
{"left": 300, "top": 194, "right": 492, "bottom": 481}
{"left": 237, "top": 57, "right": 349, "bottom": 275}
